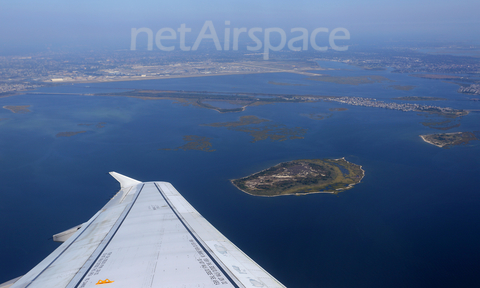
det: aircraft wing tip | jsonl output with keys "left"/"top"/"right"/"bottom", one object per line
{"left": 109, "top": 171, "right": 142, "bottom": 188}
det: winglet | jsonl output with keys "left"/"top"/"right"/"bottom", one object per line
{"left": 109, "top": 172, "right": 142, "bottom": 188}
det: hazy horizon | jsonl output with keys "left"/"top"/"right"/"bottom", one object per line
{"left": 1, "top": 0, "right": 479, "bottom": 55}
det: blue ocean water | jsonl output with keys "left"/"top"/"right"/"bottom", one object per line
{"left": 0, "top": 68, "right": 479, "bottom": 287}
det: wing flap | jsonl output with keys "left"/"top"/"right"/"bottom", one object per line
{"left": 0, "top": 276, "right": 23, "bottom": 288}
{"left": 52, "top": 223, "right": 84, "bottom": 243}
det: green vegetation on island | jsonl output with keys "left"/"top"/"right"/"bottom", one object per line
{"left": 96, "top": 89, "right": 317, "bottom": 113}
{"left": 3, "top": 105, "right": 31, "bottom": 113}
{"left": 203, "top": 116, "right": 307, "bottom": 142}
{"left": 235, "top": 125, "right": 306, "bottom": 142}
{"left": 205, "top": 115, "right": 269, "bottom": 127}
{"left": 421, "top": 119, "right": 460, "bottom": 130}
{"left": 95, "top": 89, "right": 466, "bottom": 118}
{"left": 420, "top": 107, "right": 468, "bottom": 118}
{"left": 231, "top": 158, "right": 364, "bottom": 197}
{"left": 420, "top": 132, "right": 479, "bottom": 148}
{"left": 160, "top": 135, "right": 215, "bottom": 152}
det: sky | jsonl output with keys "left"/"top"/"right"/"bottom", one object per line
{"left": 1, "top": 0, "right": 480, "bottom": 53}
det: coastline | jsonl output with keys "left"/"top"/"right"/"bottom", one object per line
{"left": 47, "top": 70, "right": 281, "bottom": 84}
{"left": 230, "top": 158, "right": 365, "bottom": 197}
{"left": 420, "top": 134, "right": 446, "bottom": 148}
{"left": 420, "top": 132, "right": 477, "bottom": 148}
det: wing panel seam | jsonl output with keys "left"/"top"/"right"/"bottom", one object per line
{"left": 154, "top": 182, "right": 243, "bottom": 288}
{"left": 66, "top": 184, "right": 145, "bottom": 288}
{"left": 22, "top": 210, "right": 103, "bottom": 288}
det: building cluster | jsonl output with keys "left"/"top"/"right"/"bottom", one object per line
{"left": 0, "top": 83, "right": 42, "bottom": 94}
{"left": 0, "top": 51, "right": 299, "bottom": 93}
{"left": 316, "top": 46, "right": 480, "bottom": 74}
{"left": 328, "top": 96, "right": 460, "bottom": 114}
{"left": 458, "top": 84, "right": 480, "bottom": 95}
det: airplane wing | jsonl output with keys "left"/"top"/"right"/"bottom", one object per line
{"left": 4, "top": 172, "right": 285, "bottom": 288}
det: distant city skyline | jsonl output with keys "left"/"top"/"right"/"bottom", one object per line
{"left": 1, "top": 0, "right": 479, "bottom": 53}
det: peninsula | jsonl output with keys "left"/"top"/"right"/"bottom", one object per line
{"left": 231, "top": 158, "right": 364, "bottom": 197}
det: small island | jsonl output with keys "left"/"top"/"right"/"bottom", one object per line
{"left": 231, "top": 158, "right": 364, "bottom": 197}
{"left": 421, "top": 119, "right": 460, "bottom": 130}
{"left": 388, "top": 85, "right": 416, "bottom": 91}
{"left": 301, "top": 113, "right": 332, "bottom": 120}
{"left": 56, "top": 131, "right": 87, "bottom": 137}
{"left": 159, "top": 135, "right": 215, "bottom": 152}
{"left": 420, "top": 132, "right": 478, "bottom": 148}
{"left": 3, "top": 105, "right": 31, "bottom": 113}
{"left": 204, "top": 116, "right": 307, "bottom": 142}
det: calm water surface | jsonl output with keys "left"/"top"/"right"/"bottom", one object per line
{"left": 0, "top": 69, "right": 479, "bottom": 287}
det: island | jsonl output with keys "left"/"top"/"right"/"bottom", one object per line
{"left": 301, "top": 113, "right": 332, "bottom": 120}
{"left": 388, "top": 85, "right": 416, "bottom": 91}
{"left": 420, "top": 132, "right": 478, "bottom": 148}
{"left": 3, "top": 105, "right": 31, "bottom": 113}
{"left": 203, "top": 116, "right": 307, "bottom": 142}
{"left": 231, "top": 158, "right": 364, "bottom": 197}
{"left": 56, "top": 131, "right": 87, "bottom": 137}
{"left": 159, "top": 135, "right": 215, "bottom": 152}
{"left": 421, "top": 119, "right": 460, "bottom": 130}
{"left": 93, "top": 89, "right": 467, "bottom": 118}
{"left": 95, "top": 89, "right": 318, "bottom": 113}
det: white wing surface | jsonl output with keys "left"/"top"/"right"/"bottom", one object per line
{"left": 6, "top": 172, "right": 285, "bottom": 288}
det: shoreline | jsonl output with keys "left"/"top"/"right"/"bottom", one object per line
{"left": 46, "top": 70, "right": 281, "bottom": 84}
{"left": 4, "top": 70, "right": 309, "bottom": 98}
{"left": 420, "top": 135, "right": 445, "bottom": 148}
{"left": 39, "top": 66, "right": 324, "bottom": 85}
{"left": 230, "top": 158, "right": 365, "bottom": 197}
{"left": 230, "top": 185, "right": 337, "bottom": 198}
